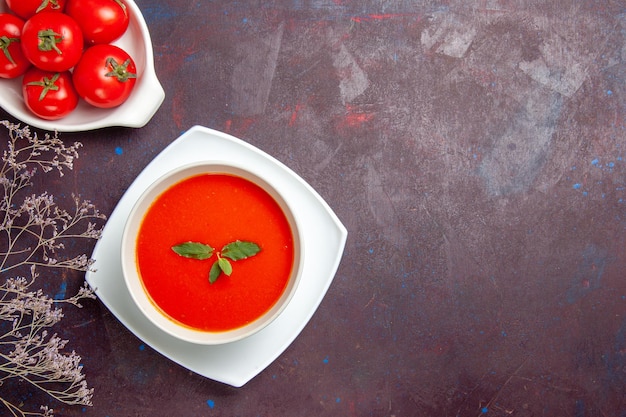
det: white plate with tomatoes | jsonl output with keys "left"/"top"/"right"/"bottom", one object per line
{"left": 0, "top": 0, "right": 164, "bottom": 131}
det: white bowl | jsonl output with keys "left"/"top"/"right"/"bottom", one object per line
{"left": 0, "top": 0, "right": 164, "bottom": 131}
{"left": 121, "top": 161, "right": 304, "bottom": 345}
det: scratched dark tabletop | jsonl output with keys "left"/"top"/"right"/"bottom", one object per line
{"left": 3, "top": 0, "right": 626, "bottom": 415}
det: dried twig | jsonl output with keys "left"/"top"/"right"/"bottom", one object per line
{"left": 0, "top": 121, "right": 106, "bottom": 417}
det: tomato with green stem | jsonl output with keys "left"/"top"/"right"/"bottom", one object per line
{"left": 5, "top": 0, "right": 66, "bottom": 20}
{"left": 72, "top": 44, "right": 137, "bottom": 108}
{"left": 65, "top": 0, "right": 129, "bottom": 45}
{"left": 20, "top": 11, "right": 83, "bottom": 72}
{"left": 22, "top": 68, "right": 78, "bottom": 119}
{"left": 0, "top": 13, "right": 31, "bottom": 78}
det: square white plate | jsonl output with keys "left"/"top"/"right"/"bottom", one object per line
{"left": 86, "top": 126, "right": 347, "bottom": 387}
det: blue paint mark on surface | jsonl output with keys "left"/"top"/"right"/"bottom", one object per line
{"left": 481, "top": 406, "right": 489, "bottom": 413}
{"left": 139, "top": 344, "right": 145, "bottom": 351}
{"left": 336, "top": 397, "right": 341, "bottom": 403}
{"left": 591, "top": 158, "right": 600, "bottom": 166}
{"left": 565, "top": 244, "right": 609, "bottom": 304}
{"left": 115, "top": 146, "right": 123, "bottom": 155}
{"left": 54, "top": 282, "right": 67, "bottom": 300}
{"left": 607, "top": 89, "right": 613, "bottom": 96}
{"left": 368, "top": 248, "right": 374, "bottom": 254}
{"left": 604, "top": 316, "right": 626, "bottom": 386}
{"left": 184, "top": 53, "right": 199, "bottom": 63}
{"left": 575, "top": 399, "right": 585, "bottom": 417}
{"left": 140, "top": 5, "right": 180, "bottom": 25}
{"left": 323, "top": 355, "right": 329, "bottom": 364}
{"left": 573, "top": 183, "right": 582, "bottom": 189}
{"left": 207, "top": 399, "right": 215, "bottom": 409}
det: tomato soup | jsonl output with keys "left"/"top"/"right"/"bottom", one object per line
{"left": 135, "top": 173, "right": 295, "bottom": 332}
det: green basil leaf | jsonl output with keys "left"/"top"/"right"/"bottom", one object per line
{"left": 218, "top": 257, "right": 233, "bottom": 276}
{"left": 209, "top": 261, "right": 221, "bottom": 284}
{"left": 221, "top": 240, "right": 261, "bottom": 261}
{"left": 171, "top": 242, "right": 214, "bottom": 260}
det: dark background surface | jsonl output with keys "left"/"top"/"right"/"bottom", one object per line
{"left": 2, "top": 0, "right": 626, "bottom": 415}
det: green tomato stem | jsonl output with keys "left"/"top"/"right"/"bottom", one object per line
{"left": 36, "top": 0, "right": 63, "bottom": 13}
{"left": 0, "top": 36, "right": 19, "bottom": 65}
{"left": 27, "top": 73, "right": 61, "bottom": 101}
{"left": 37, "top": 29, "right": 63, "bottom": 55}
{"left": 105, "top": 57, "right": 137, "bottom": 82}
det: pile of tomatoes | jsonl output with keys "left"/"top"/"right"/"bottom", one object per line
{"left": 0, "top": 0, "right": 137, "bottom": 120}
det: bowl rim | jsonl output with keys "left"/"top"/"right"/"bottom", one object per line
{"left": 120, "top": 160, "right": 304, "bottom": 345}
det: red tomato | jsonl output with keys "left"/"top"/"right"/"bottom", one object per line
{"left": 22, "top": 68, "right": 78, "bottom": 119}
{"left": 21, "top": 12, "right": 83, "bottom": 72}
{"left": 6, "top": 0, "right": 66, "bottom": 20}
{"left": 65, "top": 0, "right": 129, "bottom": 45}
{"left": 72, "top": 44, "right": 137, "bottom": 108}
{"left": 0, "top": 14, "right": 31, "bottom": 78}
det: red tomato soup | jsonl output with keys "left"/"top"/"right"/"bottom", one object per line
{"left": 136, "top": 173, "right": 295, "bottom": 332}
